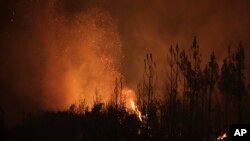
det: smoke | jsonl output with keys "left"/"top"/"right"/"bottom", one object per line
{"left": 0, "top": 0, "right": 250, "bottom": 125}
{"left": 0, "top": 0, "right": 123, "bottom": 125}
{"left": 104, "top": 0, "right": 250, "bottom": 90}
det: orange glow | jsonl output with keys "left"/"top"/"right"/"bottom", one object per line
{"left": 129, "top": 99, "right": 143, "bottom": 122}
{"left": 130, "top": 100, "right": 136, "bottom": 111}
{"left": 216, "top": 132, "right": 227, "bottom": 140}
{"left": 41, "top": 8, "right": 123, "bottom": 109}
{"left": 121, "top": 87, "right": 143, "bottom": 121}
{"left": 122, "top": 87, "right": 136, "bottom": 108}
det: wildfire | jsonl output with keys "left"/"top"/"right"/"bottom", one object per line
{"left": 129, "top": 100, "right": 143, "bottom": 122}
{"left": 130, "top": 100, "right": 136, "bottom": 111}
{"left": 216, "top": 132, "right": 227, "bottom": 140}
{"left": 121, "top": 88, "right": 143, "bottom": 122}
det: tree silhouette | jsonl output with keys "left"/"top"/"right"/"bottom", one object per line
{"left": 219, "top": 43, "right": 247, "bottom": 127}
{"left": 233, "top": 42, "right": 246, "bottom": 122}
{"left": 178, "top": 36, "right": 208, "bottom": 139}
{"left": 204, "top": 51, "right": 219, "bottom": 139}
{"left": 111, "top": 77, "right": 124, "bottom": 111}
{"left": 136, "top": 53, "right": 158, "bottom": 137}
{"left": 162, "top": 44, "right": 181, "bottom": 137}
{"left": 2, "top": 37, "right": 249, "bottom": 141}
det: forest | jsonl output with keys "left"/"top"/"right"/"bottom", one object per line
{"left": 0, "top": 37, "right": 249, "bottom": 141}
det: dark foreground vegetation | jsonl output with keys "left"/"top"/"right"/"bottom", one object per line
{"left": 0, "top": 37, "right": 249, "bottom": 141}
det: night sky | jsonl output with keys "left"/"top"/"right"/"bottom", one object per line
{"left": 0, "top": 0, "right": 250, "bottom": 125}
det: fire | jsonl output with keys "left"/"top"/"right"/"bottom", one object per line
{"left": 216, "top": 132, "right": 227, "bottom": 140}
{"left": 129, "top": 100, "right": 143, "bottom": 122}
{"left": 121, "top": 88, "right": 143, "bottom": 122}
{"left": 130, "top": 100, "right": 136, "bottom": 111}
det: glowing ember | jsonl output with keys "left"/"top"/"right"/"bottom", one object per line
{"left": 216, "top": 132, "right": 227, "bottom": 140}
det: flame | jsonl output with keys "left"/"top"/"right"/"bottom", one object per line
{"left": 129, "top": 100, "right": 143, "bottom": 122}
{"left": 121, "top": 88, "right": 143, "bottom": 122}
{"left": 130, "top": 100, "right": 136, "bottom": 111}
{"left": 216, "top": 132, "right": 227, "bottom": 140}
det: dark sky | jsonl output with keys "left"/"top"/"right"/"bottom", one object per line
{"left": 0, "top": 0, "right": 250, "bottom": 125}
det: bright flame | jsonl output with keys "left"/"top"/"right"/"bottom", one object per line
{"left": 121, "top": 87, "right": 143, "bottom": 122}
{"left": 216, "top": 132, "right": 227, "bottom": 140}
{"left": 130, "top": 100, "right": 136, "bottom": 111}
{"left": 129, "top": 99, "right": 143, "bottom": 122}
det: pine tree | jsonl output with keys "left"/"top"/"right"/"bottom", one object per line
{"left": 233, "top": 42, "right": 246, "bottom": 122}
{"left": 204, "top": 51, "right": 219, "bottom": 139}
